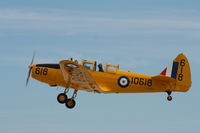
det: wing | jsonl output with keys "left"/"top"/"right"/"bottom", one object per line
{"left": 59, "top": 60, "right": 101, "bottom": 93}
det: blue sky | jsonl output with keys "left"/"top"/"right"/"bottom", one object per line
{"left": 0, "top": 0, "right": 200, "bottom": 133}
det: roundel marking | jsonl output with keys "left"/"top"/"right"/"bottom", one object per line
{"left": 118, "top": 76, "right": 130, "bottom": 88}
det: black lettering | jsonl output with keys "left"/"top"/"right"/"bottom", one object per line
{"left": 144, "top": 79, "right": 147, "bottom": 86}
{"left": 131, "top": 77, "right": 153, "bottom": 87}
{"left": 180, "top": 59, "right": 186, "bottom": 67}
{"left": 35, "top": 67, "right": 48, "bottom": 76}
{"left": 131, "top": 77, "right": 134, "bottom": 84}
{"left": 139, "top": 78, "right": 144, "bottom": 85}
{"left": 35, "top": 68, "right": 40, "bottom": 75}
{"left": 178, "top": 74, "right": 183, "bottom": 81}
{"left": 147, "top": 79, "right": 152, "bottom": 87}
{"left": 134, "top": 78, "right": 139, "bottom": 85}
{"left": 43, "top": 68, "right": 48, "bottom": 75}
{"left": 40, "top": 68, "right": 43, "bottom": 75}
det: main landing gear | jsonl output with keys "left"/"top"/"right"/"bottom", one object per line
{"left": 166, "top": 91, "right": 173, "bottom": 101}
{"left": 57, "top": 89, "right": 78, "bottom": 109}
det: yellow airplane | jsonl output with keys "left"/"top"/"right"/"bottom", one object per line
{"left": 26, "top": 53, "right": 192, "bottom": 109}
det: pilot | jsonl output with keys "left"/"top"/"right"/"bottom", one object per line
{"left": 69, "top": 58, "right": 73, "bottom": 61}
{"left": 98, "top": 64, "right": 104, "bottom": 72}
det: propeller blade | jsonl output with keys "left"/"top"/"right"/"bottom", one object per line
{"left": 26, "top": 67, "right": 32, "bottom": 86}
{"left": 30, "top": 52, "right": 35, "bottom": 67}
{"left": 26, "top": 52, "right": 36, "bottom": 86}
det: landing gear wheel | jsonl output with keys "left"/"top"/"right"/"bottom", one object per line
{"left": 57, "top": 93, "right": 68, "bottom": 104}
{"left": 167, "top": 95, "right": 173, "bottom": 101}
{"left": 65, "top": 99, "right": 76, "bottom": 109}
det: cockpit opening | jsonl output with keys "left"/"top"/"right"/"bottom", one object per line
{"left": 82, "top": 60, "right": 97, "bottom": 71}
{"left": 105, "top": 63, "right": 119, "bottom": 73}
{"left": 81, "top": 60, "right": 119, "bottom": 73}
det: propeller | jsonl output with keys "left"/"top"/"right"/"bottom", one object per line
{"left": 26, "top": 52, "right": 35, "bottom": 86}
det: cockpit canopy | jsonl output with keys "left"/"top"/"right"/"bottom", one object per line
{"left": 82, "top": 60, "right": 97, "bottom": 71}
{"left": 105, "top": 63, "right": 119, "bottom": 73}
{"left": 82, "top": 60, "right": 119, "bottom": 73}
{"left": 64, "top": 63, "right": 79, "bottom": 69}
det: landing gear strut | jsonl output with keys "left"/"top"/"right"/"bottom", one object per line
{"left": 57, "top": 89, "right": 78, "bottom": 109}
{"left": 166, "top": 91, "right": 172, "bottom": 101}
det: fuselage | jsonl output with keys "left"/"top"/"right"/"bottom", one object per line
{"left": 31, "top": 63, "right": 168, "bottom": 93}
{"left": 27, "top": 53, "right": 192, "bottom": 109}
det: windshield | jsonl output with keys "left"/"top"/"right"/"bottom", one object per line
{"left": 83, "top": 63, "right": 93, "bottom": 70}
{"left": 64, "top": 63, "right": 79, "bottom": 68}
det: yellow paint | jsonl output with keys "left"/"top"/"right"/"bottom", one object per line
{"left": 31, "top": 53, "right": 192, "bottom": 94}
{"left": 32, "top": 66, "right": 66, "bottom": 87}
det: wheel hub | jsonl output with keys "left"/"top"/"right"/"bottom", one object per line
{"left": 59, "top": 95, "right": 66, "bottom": 102}
{"left": 67, "top": 100, "right": 73, "bottom": 106}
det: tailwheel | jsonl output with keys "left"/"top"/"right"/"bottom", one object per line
{"left": 57, "top": 93, "right": 68, "bottom": 104}
{"left": 65, "top": 99, "right": 76, "bottom": 109}
{"left": 166, "top": 91, "right": 172, "bottom": 101}
{"left": 167, "top": 95, "right": 173, "bottom": 101}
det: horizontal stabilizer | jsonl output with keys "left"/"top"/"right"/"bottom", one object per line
{"left": 152, "top": 75, "right": 176, "bottom": 83}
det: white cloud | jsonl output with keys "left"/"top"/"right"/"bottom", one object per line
{"left": 0, "top": 8, "right": 200, "bottom": 68}
{"left": 0, "top": 8, "right": 200, "bottom": 36}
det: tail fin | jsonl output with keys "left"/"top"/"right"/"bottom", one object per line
{"left": 160, "top": 53, "right": 192, "bottom": 92}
